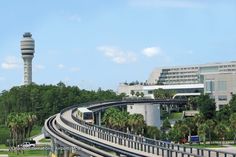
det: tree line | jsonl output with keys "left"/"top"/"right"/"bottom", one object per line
{"left": 103, "top": 94, "right": 236, "bottom": 144}
{"left": 163, "top": 94, "right": 236, "bottom": 144}
{"left": 0, "top": 82, "right": 124, "bottom": 125}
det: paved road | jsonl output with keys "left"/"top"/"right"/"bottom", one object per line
{"left": 209, "top": 145, "right": 236, "bottom": 154}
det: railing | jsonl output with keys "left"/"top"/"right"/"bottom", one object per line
{"left": 58, "top": 100, "right": 236, "bottom": 157}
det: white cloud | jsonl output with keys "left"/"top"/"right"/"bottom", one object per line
{"left": 97, "top": 46, "right": 137, "bottom": 64}
{"left": 142, "top": 47, "right": 162, "bottom": 57}
{"left": 70, "top": 67, "right": 80, "bottom": 72}
{"left": 1, "top": 56, "right": 21, "bottom": 70}
{"left": 57, "top": 64, "right": 65, "bottom": 69}
{"left": 129, "top": 0, "right": 205, "bottom": 8}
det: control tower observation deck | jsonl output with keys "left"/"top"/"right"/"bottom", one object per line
{"left": 20, "top": 32, "right": 35, "bottom": 85}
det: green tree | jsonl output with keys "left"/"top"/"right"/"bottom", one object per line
{"left": 161, "top": 118, "right": 171, "bottom": 133}
{"left": 215, "top": 123, "right": 227, "bottom": 145}
{"left": 197, "top": 94, "right": 216, "bottom": 119}
{"left": 145, "top": 126, "right": 160, "bottom": 139}
{"left": 229, "top": 94, "right": 236, "bottom": 113}
{"left": 193, "top": 113, "right": 205, "bottom": 127}
{"left": 198, "top": 123, "right": 208, "bottom": 145}
{"left": 184, "top": 117, "right": 196, "bottom": 139}
{"left": 153, "top": 89, "right": 165, "bottom": 99}
{"left": 128, "top": 114, "right": 145, "bottom": 134}
{"left": 188, "top": 97, "right": 198, "bottom": 110}
{"left": 216, "top": 105, "right": 231, "bottom": 124}
{"left": 102, "top": 107, "right": 120, "bottom": 129}
{"left": 135, "top": 92, "right": 140, "bottom": 97}
{"left": 153, "top": 89, "right": 175, "bottom": 99}
{"left": 140, "top": 92, "right": 144, "bottom": 98}
{"left": 130, "top": 90, "right": 135, "bottom": 96}
{"left": 230, "top": 113, "right": 236, "bottom": 144}
{"left": 205, "top": 119, "right": 215, "bottom": 144}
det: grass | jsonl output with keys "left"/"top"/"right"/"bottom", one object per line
{"left": 185, "top": 143, "right": 225, "bottom": 148}
{"left": 39, "top": 138, "right": 51, "bottom": 143}
{"left": 0, "top": 150, "right": 49, "bottom": 157}
{"left": 30, "top": 126, "right": 43, "bottom": 137}
{"left": 0, "top": 144, "right": 8, "bottom": 149}
{"left": 168, "top": 112, "right": 182, "bottom": 120}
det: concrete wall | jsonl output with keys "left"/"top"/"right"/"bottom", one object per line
{"left": 127, "top": 103, "right": 161, "bottom": 128}
{"left": 203, "top": 73, "right": 236, "bottom": 110}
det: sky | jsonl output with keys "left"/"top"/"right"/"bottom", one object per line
{"left": 0, "top": 0, "right": 236, "bottom": 92}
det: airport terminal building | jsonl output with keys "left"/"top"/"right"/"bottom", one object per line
{"left": 118, "top": 61, "right": 236, "bottom": 110}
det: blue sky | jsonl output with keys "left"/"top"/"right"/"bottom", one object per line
{"left": 0, "top": 0, "right": 236, "bottom": 91}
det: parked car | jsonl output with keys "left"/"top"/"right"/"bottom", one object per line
{"left": 18, "top": 140, "right": 36, "bottom": 148}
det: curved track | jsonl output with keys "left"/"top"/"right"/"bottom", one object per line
{"left": 45, "top": 99, "right": 236, "bottom": 157}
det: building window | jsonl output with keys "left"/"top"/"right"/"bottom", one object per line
{"left": 219, "top": 104, "right": 225, "bottom": 109}
{"left": 218, "top": 95, "right": 227, "bottom": 101}
{"left": 205, "top": 80, "right": 215, "bottom": 93}
{"left": 148, "top": 90, "right": 153, "bottom": 94}
{"left": 218, "top": 81, "right": 227, "bottom": 91}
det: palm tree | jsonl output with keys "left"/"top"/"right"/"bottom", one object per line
{"left": 140, "top": 92, "right": 144, "bottom": 98}
{"left": 130, "top": 90, "right": 135, "bottom": 97}
{"left": 102, "top": 107, "right": 119, "bottom": 129}
{"left": 230, "top": 113, "right": 236, "bottom": 144}
{"left": 205, "top": 119, "right": 215, "bottom": 144}
{"left": 198, "top": 123, "right": 208, "bottom": 145}
{"left": 26, "top": 113, "right": 37, "bottom": 137}
{"left": 145, "top": 126, "right": 160, "bottom": 139}
{"left": 161, "top": 118, "right": 171, "bottom": 133}
{"left": 184, "top": 117, "right": 196, "bottom": 140}
{"left": 128, "top": 114, "right": 145, "bottom": 135}
{"left": 135, "top": 92, "right": 140, "bottom": 97}
{"left": 215, "top": 123, "right": 227, "bottom": 145}
{"left": 7, "top": 113, "right": 17, "bottom": 147}
{"left": 193, "top": 113, "right": 205, "bottom": 127}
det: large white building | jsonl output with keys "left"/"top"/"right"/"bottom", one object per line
{"left": 118, "top": 61, "right": 236, "bottom": 110}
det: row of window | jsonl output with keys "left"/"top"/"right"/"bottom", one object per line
{"left": 205, "top": 80, "right": 227, "bottom": 92}
{"left": 161, "top": 71, "right": 198, "bottom": 75}
{"left": 167, "top": 67, "right": 199, "bottom": 71}
{"left": 219, "top": 64, "right": 236, "bottom": 68}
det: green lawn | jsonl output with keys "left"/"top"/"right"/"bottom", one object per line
{"left": 30, "top": 126, "right": 43, "bottom": 137}
{"left": 0, "top": 144, "right": 8, "bottom": 149}
{"left": 168, "top": 112, "right": 182, "bottom": 120}
{"left": 185, "top": 143, "right": 225, "bottom": 148}
{"left": 0, "top": 150, "right": 49, "bottom": 157}
{"left": 39, "top": 138, "right": 51, "bottom": 143}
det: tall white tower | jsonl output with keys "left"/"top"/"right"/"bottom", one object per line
{"left": 20, "top": 32, "right": 35, "bottom": 85}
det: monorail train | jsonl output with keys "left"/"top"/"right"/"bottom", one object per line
{"left": 76, "top": 107, "right": 94, "bottom": 124}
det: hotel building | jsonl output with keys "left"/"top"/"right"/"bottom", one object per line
{"left": 118, "top": 61, "right": 236, "bottom": 110}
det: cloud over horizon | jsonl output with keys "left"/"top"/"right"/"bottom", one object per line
{"left": 97, "top": 46, "right": 137, "bottom": 64}
{"left": 142, "top": 47, "right": 162, "bottom": 57}
{"left": 1, "top": 56, "right": 21, "bottom": 70}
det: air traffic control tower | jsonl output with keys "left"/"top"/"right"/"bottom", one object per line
{"left": 21, "top": 32, "right": 35, "bottom": 85}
